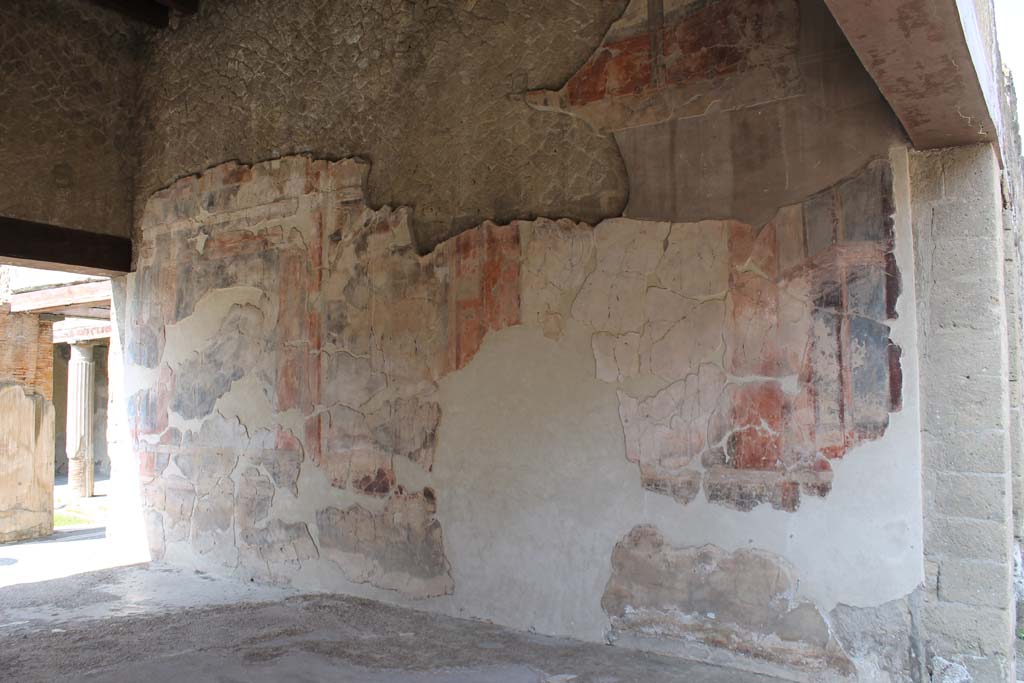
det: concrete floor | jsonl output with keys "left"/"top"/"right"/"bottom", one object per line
{"left": 0, "top": 564, "right": 788, "bottom": 683}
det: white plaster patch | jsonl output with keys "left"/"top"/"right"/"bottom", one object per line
{"left": 163, "top": 286, "right": 271, "bottom": 367}
{"left": 427, "top": 150, "right": 923, "bottom": 631}
{"left": 433, "top": 324, "right": 642, "bottom": 640}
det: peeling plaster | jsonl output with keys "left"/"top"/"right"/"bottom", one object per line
{"left": 124, "top": 147, "right": 923, "bottom": 680}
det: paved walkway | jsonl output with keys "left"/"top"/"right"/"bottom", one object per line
{"left": 0, "top": 564, "right": 787, "bottom": 683}
{"left": 0, "top": 526, "right": 140, "bottom": 589}
{"left": 0, "top": 474, "right": 149, "bottom": 589}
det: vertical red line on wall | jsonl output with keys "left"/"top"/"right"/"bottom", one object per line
{"left": 306, "top": 203, "right": 324, "bottom": 465}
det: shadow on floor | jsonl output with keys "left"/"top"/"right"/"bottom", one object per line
{"left": 0, "top": 564, "right": 788, "bottom": 683}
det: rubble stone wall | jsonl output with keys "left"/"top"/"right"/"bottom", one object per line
{"left": 0, "top": 0, "right": 143, "bottom": 237}
{"left": 136, "top": 0, "right": 629, "bottom": 251}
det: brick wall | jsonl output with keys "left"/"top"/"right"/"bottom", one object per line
{"left": 0, "top": 305, "right": 54, "bottom": 400}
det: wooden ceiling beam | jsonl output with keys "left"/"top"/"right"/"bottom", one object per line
{"left": 0, "top": 216, "right": 132, "bottom": 277}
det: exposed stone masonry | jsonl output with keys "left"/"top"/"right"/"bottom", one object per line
{"left": 0, "top": 298, "right": 56, "bottom": 543}
{"left": 136, "top": 0, "right": 629, "bottom": 250}
{"left": 914, "top": 145, "right": 1016, "bottom": 681}
{"left": 0, "top": 0, "right": 143, "bottom": 237}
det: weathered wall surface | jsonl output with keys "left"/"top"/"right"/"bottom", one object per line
{"left": 0, "top": 382, "right": 55, "bottom": 543}
{"left": 1006, "top": 175, "right": 1024, "bottom": 551}
{"left": 0, "top": 303, "right": 56, "bottom": 543}
{"left": 913, "top": 145, "right": 1016, "bottom": 683}
{"left": 431, "top": 145, "right": 924, "bottom": 683}
{"left": 0, "top": 0, "right": 144, "bottom": 237}
{"left": 121, "top": 1, "right": 927, "bottom": 680}
{"left": 136, "top": 0, "right": 629, "bottom": 251}
{"left": 126, "top": 146, "right": 922, "bottom": 680}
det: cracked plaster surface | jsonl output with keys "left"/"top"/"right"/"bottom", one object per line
{"left": 523, "top": 159, "right": 903, "bottom": 512}
{"left": 127, "top": 153, "right": 902, "bottom": 608}
{"left": 120, "top": 0, "right": 918, "bottom": 673}
{"left": 129, "top": 157, "right": 522, "bottom": 597}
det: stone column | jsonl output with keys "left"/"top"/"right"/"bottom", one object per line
{"left": 66, "top": 342, "right": 95, "bottom": 498}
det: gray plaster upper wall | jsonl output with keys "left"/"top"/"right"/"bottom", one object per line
{"left": 0, "top": 0, "right": 903, "bottom": 251}
{"left": 0, "top": 0, "right": 145, "bottom": 238}
{"left": 528, "top": 0, "right": 906, "bottom": 228}
{"left": 135, "top": 0, "right": 630, "bottom": 252}
{"left": 136, "top": 0, "right": 902, "bottom": 247}
{"left": 619, "top": 2, "right": 904, "bottom": 226}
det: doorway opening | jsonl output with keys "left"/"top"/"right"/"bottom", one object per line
{"left": 0, "top": 265, "right": 142, "bottom": 587}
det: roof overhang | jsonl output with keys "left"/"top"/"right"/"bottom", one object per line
{"left": 825, "top": 0, "right": 1006, "bottom": 160}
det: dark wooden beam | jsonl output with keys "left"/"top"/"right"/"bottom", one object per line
{"left": 154, "top": 0, "right": 199, "bottom": 14}
{"left": 0, "top": 216, "right": 132, "bottom": 276}
{"left": 85, "top": 0, "right": 169, "bottom": 28}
